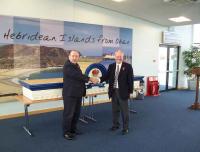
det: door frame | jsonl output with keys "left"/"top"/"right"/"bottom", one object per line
{"left": 159, "top": 44, "right": 180, "bottom": 91}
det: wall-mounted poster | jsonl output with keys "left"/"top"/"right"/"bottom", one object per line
{"left": 0, "top": 15, "right": 133, "bottom": 102}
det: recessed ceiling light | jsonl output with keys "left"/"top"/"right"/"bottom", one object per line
{"left": 112, "top": 0, "right": 126, "bottom": 2}
{"left": 168, "top": 16, "right": 191, "bottom": 22}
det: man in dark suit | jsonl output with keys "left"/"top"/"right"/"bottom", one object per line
{"left": 62, "top": 50, "right": 98, "bottom": 140}
{"left": 101, "top": 50, "right": 133, "bottom": 135}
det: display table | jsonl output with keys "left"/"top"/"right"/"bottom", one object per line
{"left": 15, "top": 95, "right": 62, "bottom": 136}
{"left": 19, "top": 78, "right": 108, "bottom": 100}
{"left": 16, "top": 91, "right": 107, "bottom": 136}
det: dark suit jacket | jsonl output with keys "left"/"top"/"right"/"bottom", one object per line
{"left": 101, "top": 62, "right": 134, "bottom": 100}
{"left": 62, "top": 60, "right": 89, "bottom": 98}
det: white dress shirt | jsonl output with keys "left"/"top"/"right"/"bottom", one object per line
{"left": 115, "top": 63, "right": 122, "bottom": 88}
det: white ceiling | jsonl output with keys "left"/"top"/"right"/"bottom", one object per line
{"left": 76, "top": 0, "right": 200, "bottom": 26}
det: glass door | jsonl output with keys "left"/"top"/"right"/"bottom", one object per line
{"left": 168, "top": 47, "right": 179, "bottom": 89}
{"left": 158, "top": 45, "right": 180, "bottom": 91}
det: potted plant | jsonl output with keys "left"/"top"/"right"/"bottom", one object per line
{"left": 182, "top": 46, "right": 200, "bottom": 90}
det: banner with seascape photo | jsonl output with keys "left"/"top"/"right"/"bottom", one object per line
{"left": 0, "top": 15, "right": 133, "bottom": 102}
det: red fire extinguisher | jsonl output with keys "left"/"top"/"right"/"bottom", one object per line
{"left": 146, "top": 76, "right": 160, "bottom": 96}
{"left": 150, "top": 81, "right": 159, "bottom": 96}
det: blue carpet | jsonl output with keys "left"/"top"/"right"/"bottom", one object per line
{"left": 1, "top": 90, "right": 200, "bottom": 152}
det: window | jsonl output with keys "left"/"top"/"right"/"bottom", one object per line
{"left": 193, "top": 24, "right": 200, "bottom": 47}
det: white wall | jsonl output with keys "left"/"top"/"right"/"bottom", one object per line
{"left": 0, "top": 0, "right": 74, "bottom": 21}
{"left": 74, "top": 1, "right": 166, "bottom": 77}
{"left": 0, "top": 0, "right": 166, "bottom": 78}
{"left": 171, "top": 25, "right": 193, "bottom": 88}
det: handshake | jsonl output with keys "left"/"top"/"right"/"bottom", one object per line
{"left": 89, "top": 77, "right": 100, "bottom": 84}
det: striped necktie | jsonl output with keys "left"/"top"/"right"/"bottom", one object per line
{"left": 114, "top": 64, "right": 120, "bottom": 88}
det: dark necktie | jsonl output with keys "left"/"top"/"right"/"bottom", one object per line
{"left": 114, "top": 65, "right": 120, "bottom": 88}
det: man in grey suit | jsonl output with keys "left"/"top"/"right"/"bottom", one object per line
{"left": 101, "top": 50, "right": 134, "bottom": 135}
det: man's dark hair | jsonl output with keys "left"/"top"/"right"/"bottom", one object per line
{"left": 69, "top": 50, "right": 81, "bottom": 56}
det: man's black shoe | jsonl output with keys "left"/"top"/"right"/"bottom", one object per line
{"left": 63, "top": 133, "right": 74, "bottom": 140}
{"left": 122, "top": 129, "right": 129, "bottom": 135}
{"left": 109, "top": 126, "right": 119, "bottom": 131}
{"left": 71, "top": 130, "right": 83, "bottom": 135}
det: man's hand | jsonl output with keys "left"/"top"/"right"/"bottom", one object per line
{"left": 89, "top": 77, "right": 100, "bottom": 84}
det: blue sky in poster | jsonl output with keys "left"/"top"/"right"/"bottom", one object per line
{"left": 13, "top": 17, "right": 40, "bottom": 44}
{"left": 0, "top": 15, "right": 132, "bottom": 58}
{"left": 119, "top": 28, "right": 132, "bottom": 55}
{"left": 102, "top": 28, "right": 132, "bottom": 57}
{"left": 64, "top": 22, "right": 103, "bottom": 56}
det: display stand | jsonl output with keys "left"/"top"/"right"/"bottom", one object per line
{"left": 189, "top": 67, "right": 200, "bottom": 110}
